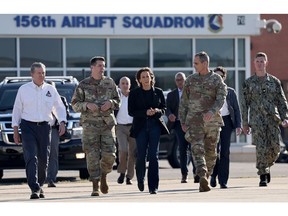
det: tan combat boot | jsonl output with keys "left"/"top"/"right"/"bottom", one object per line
{"left": 199, "top": 176, "right": 211, "bottom": 192}
{"left": 91, "top": 179, "right": 100, "bottom": 196}
{"left": 100, "top": 174, "right": 109, "bottom": 194}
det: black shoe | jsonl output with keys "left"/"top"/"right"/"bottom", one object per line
{"left": 259, "top": 174, "right": 267, "bottom": 187}
{"left": 30, "top": 191, "right": 39, "bottom": 199}
{"left": 39, "top": 188, "right": 45, "bottom": 198}
{"left": 266, "top": 173, "right": 271, "bottom": 183}
{"left": 117, "top": 173, "right": 125, "bottom": 184}
{"left": 137, "top": 182, "right": 144, "bottom": 192}
{"left": 181, "top": 174, "right": 188, "bottom": 183}
{"left": 210, "top": 176, "right": 217, "bottom": 188}
{"left": 220, "top": 184, "right": 228, "bottom": 189}
{"left": 48, "top": 182, "right": 56, "bottom": 188}
{"left": 126, "top": 178, "right": 132, "bottom": 185}
{"left": 194, "top": 175, "right": 200, "bottom": 183}
{"left": 149, "top": 189, "right": 158, "bottom": 194}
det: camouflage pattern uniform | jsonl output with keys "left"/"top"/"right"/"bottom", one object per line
{"left": 179, "top": 71, "right": 227, "bottom": 178}
{"left": 240, "top": 73, "right": 288, "bottom": 175}
{"left": 71, "top": 76, "right": 120, "bottom": 180}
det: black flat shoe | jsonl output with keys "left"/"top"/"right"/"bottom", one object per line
{"left": 126, "top": 178, "right": 132, "bottom": 185}
{"left": 220, "top": 184, "right": 228, "bottom": 189}
{"left": 117, "top": 173, "right": 125, "bottom": 184}
{"left": 39, "top": 188, "right": 45, "bottom": 198}
{"left": 149, "top": 189, "right": 158, "bottom": 194}
{"left": 137, "top": 182, "right": 144, "bottom": 192}
{"left": 30, "top": 191, "right": 39, "bottom": 199}
{"left": 48, "top": 182, "right": 56, "bottom": 188}
{"left": 210, "top": 176, "right": 217, "bottom": 188}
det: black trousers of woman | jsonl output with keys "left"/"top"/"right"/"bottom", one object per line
{"left": 211, "top": 115, "right": 233, "bottom": 186}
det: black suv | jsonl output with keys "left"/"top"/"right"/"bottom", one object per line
{"left": 0, "top": 76, "right": 89, "bottom": 180}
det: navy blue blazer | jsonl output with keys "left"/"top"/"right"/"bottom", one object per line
{"left": 165, "top": 88, "right": 180, "bottom": 131}
{"left": 226, "top": 87, "right": 242, "bottom": 129}
{"left": 128, "top": 86, "right": 169, "bottom": 138}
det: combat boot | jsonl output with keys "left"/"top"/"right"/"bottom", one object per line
{"left": 199, "top": 176, "right": 211, "bottom": 192}
{"left": 259, "top": 174, "right": 267, "bottom": 187}
{"left": 100, "top": 174, "right": 109, "bottom": 194}
{"left": 91, "top": 179, "right": 100, "bottom": 196}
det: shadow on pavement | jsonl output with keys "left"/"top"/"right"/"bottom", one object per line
{"left": 0, "top": 177, "right": 78, "bottom": 185}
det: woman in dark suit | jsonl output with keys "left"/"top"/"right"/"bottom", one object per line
{"left": 210, "top": 66, "right": 242, "bottom": 189}
{"left": 128, "top": 67, "right": 168, "bottom": 194}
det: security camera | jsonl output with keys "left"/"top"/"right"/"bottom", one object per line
{"left": 265, "top": 19, "right": 282, "bottom": 34}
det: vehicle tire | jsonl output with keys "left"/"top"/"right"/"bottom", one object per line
{"left": 0, "top": 169, "right": 3, "bottom": 179}
{"left": 167, "top": 141, "right": 192, "bottom": 168}
{"left": 79, "top": 168, "right": 89, "bottom": 180}
{"left": 167, "top": 141, "right": 181, "bottom": 168}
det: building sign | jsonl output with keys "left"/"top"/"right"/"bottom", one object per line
{"left": 0, "top": 14, "right": 262, "bottom": 36}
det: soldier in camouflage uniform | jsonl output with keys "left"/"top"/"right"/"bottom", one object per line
{"left": 240, "top": 52, "right": 288, "bottom": 187}
{"left": 71, "top": 56, "right": 120, "bottom": 196}
{"left": 179, "top": 51, "right": 227, "bottom": 192}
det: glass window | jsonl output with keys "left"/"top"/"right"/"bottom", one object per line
{"left": 225, "top": 70, "right": 235, "bottom": 89}
{"left": 0, "top": 38, "right": 16, "bottom": 67}
{"left": 154, "top": 70, "right": 193, "bottom": 92}
{"left": 20, "top": 38, "right": 62, "bottom": 67}
{"left": 110, "top": 71, "right": 138, "bottom": 90}
{"left": 0, "top": 71, "right": 17, "bottom": 82}
{"left": 154, "top": 39, "right": 192, "bottom": 67}
{"left": 67, "top": 70, "right": 90, "bottom": 82}
{"left": 110, "top": 39, "right": 149, "bottom": 67}
{"left": 21, "top": 70, "right": 63, "bottom": 77}
{"left": 0, "top": 88, "right": 19, "bottom": 110}
{"left": 238, "top": 39, "right": 245, "bottom": 67}
{"left": 238, "top": 70, "right": 246, "bottom": 97}
{"left": 196, "top": 39, "right": 235, "bottom": 67}
{"left": 66, "top": 38, "right": 106, "bottom": 67}
{"left": 238, "top": 70, "right": 247, "bottom": 143}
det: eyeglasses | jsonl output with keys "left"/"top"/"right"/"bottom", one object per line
{"left": 175, "top": 78, "right": 184, "bottom": 82}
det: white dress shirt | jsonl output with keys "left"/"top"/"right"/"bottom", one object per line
{"left": 116, "top": 93, "right": 133, "bottom": 124}
{"left": 220, "top": 99, "right": 230, "bottom": 116}
{"left": 178, "top": 88, "right": 182, "bottom": 99}
{"left": 12, "top": 81, "right": 67, "bottom": 127}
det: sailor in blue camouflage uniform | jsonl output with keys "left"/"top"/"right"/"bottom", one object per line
{"left": 71, "top": 56, "right": 120, "bottom": 196}
{"left": 179, "top": 51, "right": 227, "bottom": 192}
{"left": 240, "top": 52, "right": 288, "bottom": 187}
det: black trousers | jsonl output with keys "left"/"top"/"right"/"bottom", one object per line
{"left": 211, "top": 115, "right": 233, "bottom": 185}
{"left": 21, "top": 119, "right": 51, "bottom": 192}
{"left": 174, "top": 120, "right": 196, "bottom": 176}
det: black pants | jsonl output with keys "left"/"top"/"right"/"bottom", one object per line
{"left": 211, "top": 115, "right": 233, "bottom": 185}
{"left": 174, "top": 120, "right": 196, "bottom": 176}
{"left": 21, "top": 119, "right": 51, "bottom": 192}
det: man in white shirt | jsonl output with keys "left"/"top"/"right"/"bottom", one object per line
{"left": 115, "top": 76, "right": 136, "bottom": 185}
{"left": 12, "top": 62, "right": 67, "bottom": 199}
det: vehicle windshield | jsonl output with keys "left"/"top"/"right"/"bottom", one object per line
{"left": 0, "top": 84, "right": 76, "bottom": 112}
{"left": 0, "top": 89, "right": 18, "bottom": 111}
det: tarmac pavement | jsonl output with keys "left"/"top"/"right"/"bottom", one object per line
{"left": 0, "top": 161, "right": 288, "bottom": 215}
